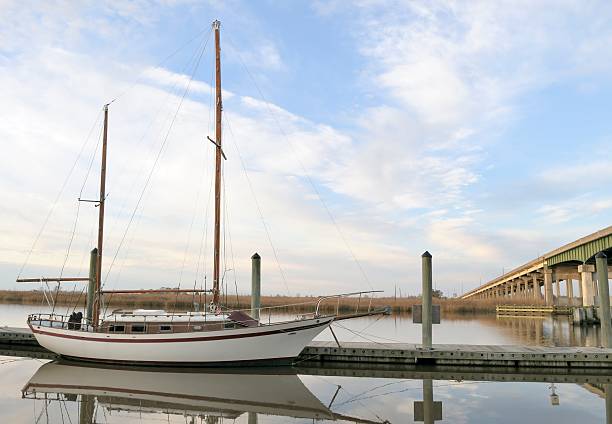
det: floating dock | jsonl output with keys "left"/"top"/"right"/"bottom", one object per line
{"left": 496, "top": 304, "right": 574, "bottom": 316}
{"left": 299, "top": 341, "right": 612, "bottom": 368}
{"left": 3, "top": 326, "right": 612, "bottom": 369}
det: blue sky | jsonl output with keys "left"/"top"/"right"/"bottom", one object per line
{"left": 1, "top": 1, "right": 611, "bottom": 297}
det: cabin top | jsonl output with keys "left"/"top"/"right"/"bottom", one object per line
{"left": 104, "top": 310, "right": 228, "bottom": 323}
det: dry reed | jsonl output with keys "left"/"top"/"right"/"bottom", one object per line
{"left": 0, "top": 290, "right": 543, "bottom": 315}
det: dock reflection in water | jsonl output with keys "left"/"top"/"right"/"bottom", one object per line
{"left": 21, "top": 361, "right": 381, "bottom": 423}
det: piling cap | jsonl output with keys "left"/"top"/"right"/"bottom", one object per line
{"left": 595, "top": 251, "right": 607, "bottom": 259}
{"left": 251, "top": 252, "right": 261, "bottom": 260}
{"left": 422, "top": 251, "right": 432, "bottom": 258}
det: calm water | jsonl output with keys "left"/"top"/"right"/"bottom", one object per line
{"left": 1, "top": 304, "right": 610, "bottom": 423}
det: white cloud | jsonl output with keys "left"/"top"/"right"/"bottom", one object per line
{"left": 3, "top": 1, "right": 612, "bottom": 298}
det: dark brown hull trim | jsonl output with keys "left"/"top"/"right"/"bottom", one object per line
{"left": 60, "top": 354, "right": 296, "bottom": 367}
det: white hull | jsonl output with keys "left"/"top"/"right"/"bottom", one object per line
{"left": 29, "top": 316, "right": 333, "bottom": 365}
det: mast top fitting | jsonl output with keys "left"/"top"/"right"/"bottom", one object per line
{"left": 212, "top": 20, "right": 220, "bottom": 30}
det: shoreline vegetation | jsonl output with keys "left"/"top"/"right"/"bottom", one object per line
{"left": 0, "top": 290, "right": 543, "bottom": 315}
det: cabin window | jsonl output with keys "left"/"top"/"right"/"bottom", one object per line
{"left": 193, "top": 325, "right": 202, "bottom": 331}
{"left": 108, "top": 325, "right": 125, "bottom": 333}
{"left": 131, "top": 324, "right": 146, "bottom": 333}
{"left": 159, "top": 325, "right": 172, "bottom": 332}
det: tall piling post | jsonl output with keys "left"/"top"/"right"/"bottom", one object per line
{"left": 596, "top": 252, "right": 611, "bottom": 348}
{"left": 86, "top": 248, "right": 98, "bottom": 324}
{"left": 251, "top": 253, "right": 261, "bottom": 320}
{"left": 422, "top": 251, "right": 433, "bottom": 349}
{"left": 423, "top": 378, "right": 434, "bottom": 424}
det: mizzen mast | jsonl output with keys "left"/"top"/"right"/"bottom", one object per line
{"left": 212, "top": 20, "right": 223, "bottom": 308}
{"left": 92, "top": 104, "right": 109, "bottom": 326}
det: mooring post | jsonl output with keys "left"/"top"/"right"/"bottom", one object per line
{"left": 422, "top": 251, "right": 433, "bottom": 349}
{"left": 86, "top": 248, "right": 98, "bottom": 324}
{"left": 251, "top": 253, "right": 261, "bottom": 320}
{"left": 606, "top": 384, "right": 612, "bottom": 424}
{"left": 423, "top": 378, "right": 434, "bottom": 424}
{"left": 79, "top": 394, "right": 95, "bottom": 424}
{"left": 596, "top": 252, "right": 611, "bottom": 348}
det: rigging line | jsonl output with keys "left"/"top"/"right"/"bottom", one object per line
{"left": 102, "top": 29, "right": 212, "bottom": 289}
{"left": 331, "top": 317, "right": 394, "bottom": 347}
{"left": 79, "top": 119, "right": 105, "bottom": 197}
{"left": 226, "top": 35, "right": 372, "bottom": 290}
{"left": 222, "top": 165, "right": 239, "bottom": 307}
{"left": 224, "top": 114, "right": 291, "bottom": 294}
{"left": 194, "top": 151, "right": 214, "bottom": 293}
{"left": 58, "top": 201, "right": 81, "bottom": 280}
{"left": 336, "top": 380, "right": 489, "bottom": 408}
{"left": 172, "top": 142, "right": 208, "bottom": 313}
{"left": 103, "top": 29, "right": 209, "bottom": 254}
{"left": 222, "top": 159, "right": 227, "bottom": 305}
{"left": 61, "top": 398, "right": 74, "bottom": 424}
{"left": 50, "top": 199, "right": 81, "bottom": 316}
{"left": 74, "top": 212, "right": 97, "bottom": 278}
{"left": 335, "top": 380, "right": 409, "bottom": 409}
{"left": 110, "top": 26, "right": 212, "bottom": 104}
{"left": 177, "top": 141, "right": 208, "bottom": 287}
{"left": 334, "top": 320, "right": 404, "bottom": 344}
{"left": 332, "top": 314, "right": 391, "bottom": 343}
{"left": 17, "top": 107, "right": 104, "bottom": 279}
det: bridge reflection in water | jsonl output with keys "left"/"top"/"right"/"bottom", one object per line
{"left": 495, "top": 315, "right": 602, "bottom": 347}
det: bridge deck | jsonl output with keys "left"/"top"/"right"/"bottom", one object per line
{"left": 3, "top": 327, "right": 612, "bottom": 368}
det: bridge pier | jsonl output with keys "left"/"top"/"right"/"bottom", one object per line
{"left": 554, "top": 278, "right": 561, "bottom": 305}
{"left": 532, "top": 275, "right": 540, "bottom": 300}
{"left": 567, "top": 278, "right": 574, "bottom": 305}
{"left": 579, "top": 264, "right": 595, "bottom": 307}
{"left": 544, "top": 270, "right": 553, "bottom": 306}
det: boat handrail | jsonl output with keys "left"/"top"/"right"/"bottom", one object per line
{"left": 27, "top": 313, "right": 95, "bottom": 332}
{"left": 314, "top": 290, "right": 384, "bottom": 316}
{"left": 216, "top": 290, "right": 384, "bottom": 322}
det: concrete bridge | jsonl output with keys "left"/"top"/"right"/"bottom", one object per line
{"left": 461, "top": 226, "right": 612, "bottom": 306}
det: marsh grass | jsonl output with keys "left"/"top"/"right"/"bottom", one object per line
{"left": 0, "top": 290, "right": 542, "bottom": 315}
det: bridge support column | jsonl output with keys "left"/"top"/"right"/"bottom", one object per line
{"left": 579, "top": 264, "right": 595, "bottom": 307}
{"left": 554, "top": 279, "right": 561, "bottom": 305}
{"left": 596, "top": 252, "right": 611, "bottom": 348}
{"left": 533, "top": 275, "right": 540, "bottom": 300}
{"left": 567, "top": 278, "right": 574, "bottom": 305}
{"left": 544, "top": 270, "right": 553, "bottom": 306}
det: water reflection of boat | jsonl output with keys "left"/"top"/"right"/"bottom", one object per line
{"left": 22, "top": 361, "right": 383, "bottom": 423}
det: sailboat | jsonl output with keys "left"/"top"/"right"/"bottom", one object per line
{"left": 19, "top": 20, "right": 386, "bottom": 365}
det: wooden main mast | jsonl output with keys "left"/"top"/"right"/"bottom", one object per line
{"left": 212, "top": 20, "right": 223, "bottom": 307}
{"left": 92, "top": 104, "right": 109, "bottom": 326}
